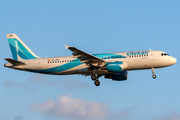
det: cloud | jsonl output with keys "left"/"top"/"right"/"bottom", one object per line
{"left": 4, "top": 74, "right": 89, "bottom": 90}
{"left": 30, "top": 95, "right": 134, "bottom": 120}
{"left": 0, "top": 115, "right": 4, "bottom": 120}
{"left": 29, "top": 74, "right": 89, "bottom": 89}
{"left": 62, "top": 79, "right": 89, "bottom": 89}
{"left": 4, "top": 80, "right": 36, "bottom": 91}
{"left": 14, "top": 116, "right": 24, "bottom": 120}
{"left": 154, "top": 111, "right": 180, "bottom": 120}
{"left": 28, "top": 74, "right": 60, "bottom": 87}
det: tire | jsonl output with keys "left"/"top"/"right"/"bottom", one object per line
{"left": 94, "top": 80, "right": 100, "bottom": 86}
{"left": 91, "top": 74, "right": 97, "bottom": 81}
{"left": 152, "top": 75, "right": 156, "bottom": 79}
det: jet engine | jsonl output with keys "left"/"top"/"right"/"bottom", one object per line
{"left": 101, "top": 61, "right": 128, "bottom": 72}
{"left": 105, "top": 71, "right": 127, "bottom": 81}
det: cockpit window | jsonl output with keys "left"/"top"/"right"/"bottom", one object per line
{"left": 161, "top": 53, "right": 170, "bottom": 56}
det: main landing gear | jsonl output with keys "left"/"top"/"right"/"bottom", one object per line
{"left": 91, "top": 74, "right": 101, "bottom": 86}
{"left": 91, "top": 74, "right": 97, "bottom": 80}
{"left": 94, "top": 79, "right": 100, "bottom": 86}
{"left": 151, "top": 68, "right": 156, "bottom": 79}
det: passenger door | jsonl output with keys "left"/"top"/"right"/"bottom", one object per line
{"left": 150, "top": 51, "right": 156, "bottom": 60}
{"left": 37, "top": 59, "right": 42, "bottom": 69}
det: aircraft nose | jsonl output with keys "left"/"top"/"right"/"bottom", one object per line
{"left": 169, "top": 57, "right": 177, "bottom": 65}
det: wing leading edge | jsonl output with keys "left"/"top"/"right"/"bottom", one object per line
{"left": 64, "top": 45, "right": 105, "bottom": 66}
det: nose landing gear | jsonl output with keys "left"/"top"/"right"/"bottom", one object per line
{"left": 152, "top": 74, "right": 156, "bottom": 79}
{"left": 91, "top": 74, "right": 101, "bottom": 86}
{"left": 151, "top": 68, "right": 156, "bottom": 79}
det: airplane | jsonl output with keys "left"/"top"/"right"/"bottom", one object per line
{"left": 4, "top": 33, "right": 177, "bottom": 86}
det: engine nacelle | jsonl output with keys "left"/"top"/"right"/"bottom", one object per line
{"left": 105, "top": 71, "right": 127, "bottom": 81}
{"left": 106, "top": 61, "right": 124, "bottom": 72}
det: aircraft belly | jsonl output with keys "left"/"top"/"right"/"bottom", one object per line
{"left": 54, "top": 68, "right": 110, "bottom": 75}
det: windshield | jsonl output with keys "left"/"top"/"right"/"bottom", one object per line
{"left": 161, "top": 53, "right": 170, "bottom": 56}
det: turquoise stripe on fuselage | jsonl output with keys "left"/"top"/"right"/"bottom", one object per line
{"left": 53, "top": 53, "right": 126, "bottom": 73}
{"left": 54, "top": 60, "right": 83, "bottom": 73}
{"left": 25, "top": 60, "right": 83, "bottom": 74}
{"left": 25, "top": 53, "right": 126, "bottom": 74}
{"left": 93, "top": 53, "right": 126, "bottom": 58}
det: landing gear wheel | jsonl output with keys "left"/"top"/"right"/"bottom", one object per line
{"left": 91, "top": 74, "right": 97, "bottom": 81}
{"left": 94, "top": 80, "right": 100, "bottom": 86}
{"left": 152, "top": 74, "right": 156, "bottom": 79}
{"left": 151, "top": 68, "right": 156, "bottom": 79}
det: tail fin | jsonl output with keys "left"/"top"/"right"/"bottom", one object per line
{"left": 6, "top": 33, "right": 39, "bottom": 61}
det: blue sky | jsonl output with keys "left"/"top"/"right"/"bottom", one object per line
{"left": 0, "top": 0, "right": 180, "bottom": 120}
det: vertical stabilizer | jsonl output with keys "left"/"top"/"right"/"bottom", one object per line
{"left": 6, "top": 33, "right": 39, "bottom": 61}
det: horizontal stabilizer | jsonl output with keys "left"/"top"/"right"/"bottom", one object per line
{"left": 4, "top": 58, "right": 26, "bottom": 66}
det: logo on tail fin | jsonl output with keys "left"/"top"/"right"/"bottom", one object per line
{"left": 15, "top": 40, "right": 19, "bottom": 53}
{"left": 6, "top": 33, "right": 40, "bottom": 60}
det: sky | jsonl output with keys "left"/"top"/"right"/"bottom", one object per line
{"left": 0, "top": 0, "right": 180, "bottom": 120}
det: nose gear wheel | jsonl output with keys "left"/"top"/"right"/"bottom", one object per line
{"left": 152, "top": 74, "right": 156, "bottom": 79}
{"left": 151, "top": 68, "right": 156, "bottom": 79}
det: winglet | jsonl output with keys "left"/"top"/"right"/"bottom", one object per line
{"left": 64, "top": 45, "right": 69, "bottom": 49}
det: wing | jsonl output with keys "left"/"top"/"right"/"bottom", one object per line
{"left": 64, "top": 45, "right": 105, "bottom": 66}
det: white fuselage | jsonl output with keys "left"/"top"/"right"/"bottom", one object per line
{"left": 5, "top": 50, "right": 177, "bottom": 75}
